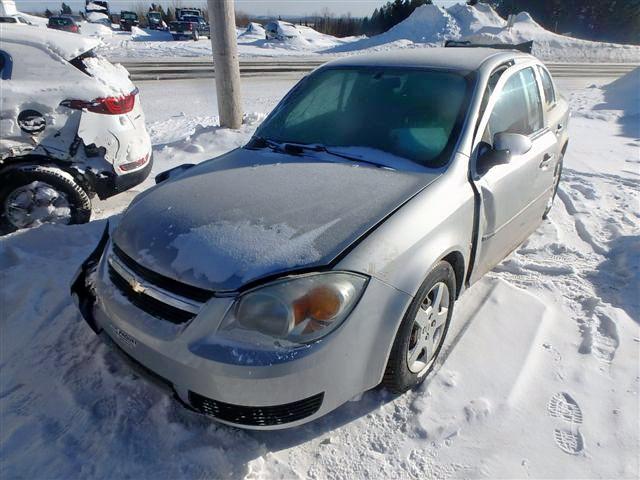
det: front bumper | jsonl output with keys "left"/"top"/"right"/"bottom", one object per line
{"left": 71, "top": 226, "right": 412, "bottom": 430}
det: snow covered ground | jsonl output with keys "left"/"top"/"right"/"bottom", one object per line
{"left": 90, "top": 4, "right": 640, "bottom": 63}
{"left": 1, "top": 69, "right": 639, "bottom": 478}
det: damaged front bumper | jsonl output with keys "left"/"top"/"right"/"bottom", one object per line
{"left": 70, "top": 224, "right": 412, "bottom": 430}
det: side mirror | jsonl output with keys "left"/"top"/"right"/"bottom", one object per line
{"left": 493, "top": 132, "right": 532, "bottom": 156}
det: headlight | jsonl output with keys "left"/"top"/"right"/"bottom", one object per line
{"left": 220, "top": 272, "right": 368, "bottom": 344}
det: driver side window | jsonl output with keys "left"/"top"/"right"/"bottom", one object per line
{"left": 483, "top": 67, "right": 543, "bottom": 145}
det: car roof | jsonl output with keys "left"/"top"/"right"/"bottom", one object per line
{"left": 0, "top": 24, "right": 99, "bottom": 60}
{"left": 324, "top": 47, "right": 534, "bottom": 73}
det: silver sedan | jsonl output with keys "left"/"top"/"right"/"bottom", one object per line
{"left": 72, "top": 46, "right": 569, "bottom": 429}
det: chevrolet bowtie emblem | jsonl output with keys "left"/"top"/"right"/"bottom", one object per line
{"left": 129, "top": 278, "right": 146, "bottom": 294}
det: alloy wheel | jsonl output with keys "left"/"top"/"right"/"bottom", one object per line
{"left": 406, "top": 281, "right": 450, "bottom": 374}
{"left": 4, "top": 181, "right": 72, "bottom": 229}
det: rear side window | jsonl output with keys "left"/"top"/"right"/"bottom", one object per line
{"left": 537, "top": 66, "right": 556, "bottom": 108}
{"left": 69, "top": 49, "right": 96, "bottom": 76}
{"left": 485, "top": 67, "right": 543, "bottom": 139}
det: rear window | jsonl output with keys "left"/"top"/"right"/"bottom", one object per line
{"left": 0, "top": 17, "right": 17, "bottom": 23}
{"left": 121, "top": 12, "right": 137, "bottom": 20}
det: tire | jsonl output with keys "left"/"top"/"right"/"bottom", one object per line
{"left": 543, "top": 154, "right": 564, "bottom": 219}
{"left": 193, "top": 30, "right": 199, "bottom": 41}
{"left": 382, "top": 261, "right": 456, "bottom": 393}
{"left": 0, "top": 166, "right": 92, "bottom": 235}
{"left": 172, "top": 34, "right": 179, "bottom": 41}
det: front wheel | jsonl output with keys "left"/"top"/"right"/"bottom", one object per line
{"left": 193, "top": 30, "right": 199, "bottom": 41}
{"left": 382, "top": 261, "right": 456, "bottom": 393}
{"left": 0, "top": 166, "right": 91, "bottom": 235}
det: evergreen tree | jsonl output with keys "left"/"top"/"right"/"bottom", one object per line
{"left": 61, "top": 2, "right": 72, "bottom": 15}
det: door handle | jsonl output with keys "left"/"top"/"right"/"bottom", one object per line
{"left": 556, "top": 124, "right": 564, "bottom": 132}
{"left": 540, "top": 153, "right": 554, "bottom": 169}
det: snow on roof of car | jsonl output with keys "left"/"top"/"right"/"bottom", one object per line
{"left": 324, "top": 47, "right": 529, "bottom": 72}
{"left": 0, "top": 23, "right": 100, "bottom": 60}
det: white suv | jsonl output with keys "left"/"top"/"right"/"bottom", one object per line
{"left": 0, "top": 24, "right": 152, "bottom": 234}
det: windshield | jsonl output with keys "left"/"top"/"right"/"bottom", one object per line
{"left": 121, "top": 12, "right": 137, "bottom": 20}
{"left": 256, "top": 67, "right": 470, "bottom": 168}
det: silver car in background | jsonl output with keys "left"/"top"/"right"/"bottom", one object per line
{"left": 73, "top": 46, "right": 569, "bottom": 429}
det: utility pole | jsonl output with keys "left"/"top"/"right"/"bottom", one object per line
{"left": 207, "top": 0, "right": 242, "bottom": 129}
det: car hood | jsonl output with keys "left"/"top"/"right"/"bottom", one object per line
{"left": 113, "top": 148, "right": 440, "bottom": 292}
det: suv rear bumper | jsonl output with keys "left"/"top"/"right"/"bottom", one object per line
{"left": 90, "top": 154, "right": 153, "bottom": 200}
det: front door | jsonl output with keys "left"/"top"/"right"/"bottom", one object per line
{"left": 470, "top": 66, "right": 558, "bottom": 282}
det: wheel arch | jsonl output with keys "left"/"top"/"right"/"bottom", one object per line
{"left": 441, "top": 250, "right": 465, "bottom": 299}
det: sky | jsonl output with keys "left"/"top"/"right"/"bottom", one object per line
{"left": 15, "top": 0, "right": 462, "bottom": 17}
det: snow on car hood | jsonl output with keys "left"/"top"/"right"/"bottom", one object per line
{"left": 113, "top": 148, "right": 440, "bottom": 292}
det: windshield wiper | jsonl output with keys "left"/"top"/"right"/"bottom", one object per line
{"left": 247, "top": 137, "right": 390, "bottom": 169}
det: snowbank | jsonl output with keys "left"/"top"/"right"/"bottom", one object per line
{"left": 601, "top": 67, "right": 640, "bottom": 116}
{"left": 463, "top": 11, "right": 640, "bottom": 63}
{"left": 130, "top": 26, "right": 172, "bottom": 42}
{"left": 329, "top": 4, "right": 460, "bottom": 53}
{"left": 238, "top": 22, "right": 265, "bottom": 39}
{"left": 326, "top": 3, "right": 640, "bottom": 62}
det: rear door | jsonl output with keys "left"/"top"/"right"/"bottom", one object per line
{"left": 470, "top": 64, "right": 558, "bottom": 282}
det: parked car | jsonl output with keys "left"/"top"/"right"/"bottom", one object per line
{"left": 0, "top": 15, "right": 33, "bottom": 25}
{"left": 119, "top": 10, "right": 138, "bottom": 31}
{"left": 146, "top": 11, "right": 166, "bottom": 30}
{"left": 265, "top": 20, "right": 299, "bottom": 40}
{"left": 72, "top": 46, "right": 568, "bottom": 429}
{"left": 175, "top": 7, "right": 202, "bottom": 20}
{"left": 169, "top": 15, "right": 209, "bottom": 41}
{"left": 47, "top": 15, "right": 80, "bottom": 33}
{"left": 85, "top": 11, "right": 110, "bottom": 26}
{"left": 85, "top": 0, "right": 109, "bottom": 16}
{"left": 0, "top": 25, "right": 152, "bottom": 234}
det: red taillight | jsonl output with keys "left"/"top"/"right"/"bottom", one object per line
{"left": 62, "top": 89, "right": 137, "bottom": 115}
{"left": 187, "top": 23, "right": 193, "bottom": 30}
{"left": 70, "top": 25, "right": 79, "bottom": 32}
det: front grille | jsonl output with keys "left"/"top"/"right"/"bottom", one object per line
{"left": 112, "top": 244, "right": 214, "bottom": 303}
{"left": 108, "top": 265, "right": 195, "bottom": 324}
{"left": 189, "top": 391, "right": 324, "bottom": 427}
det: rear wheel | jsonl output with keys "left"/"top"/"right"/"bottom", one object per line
{"left": 0, "top": 166, "right": 91, "bottom": 235}
{"left": 382, "top": 261, "right": 456, "bottom": 393}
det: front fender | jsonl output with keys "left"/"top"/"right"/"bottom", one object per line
{"left": 336, "top": 154, "right": 475, "bottom": 299}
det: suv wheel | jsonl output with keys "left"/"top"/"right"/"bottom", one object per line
{"left": 0, "top": 166, "right": 91, "bottom": 235}
{"left": 382, "top": 261, "right": 456, "bottom": 393}
{"left": 193, "top": 30, "right": 199, "bottom": 41}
